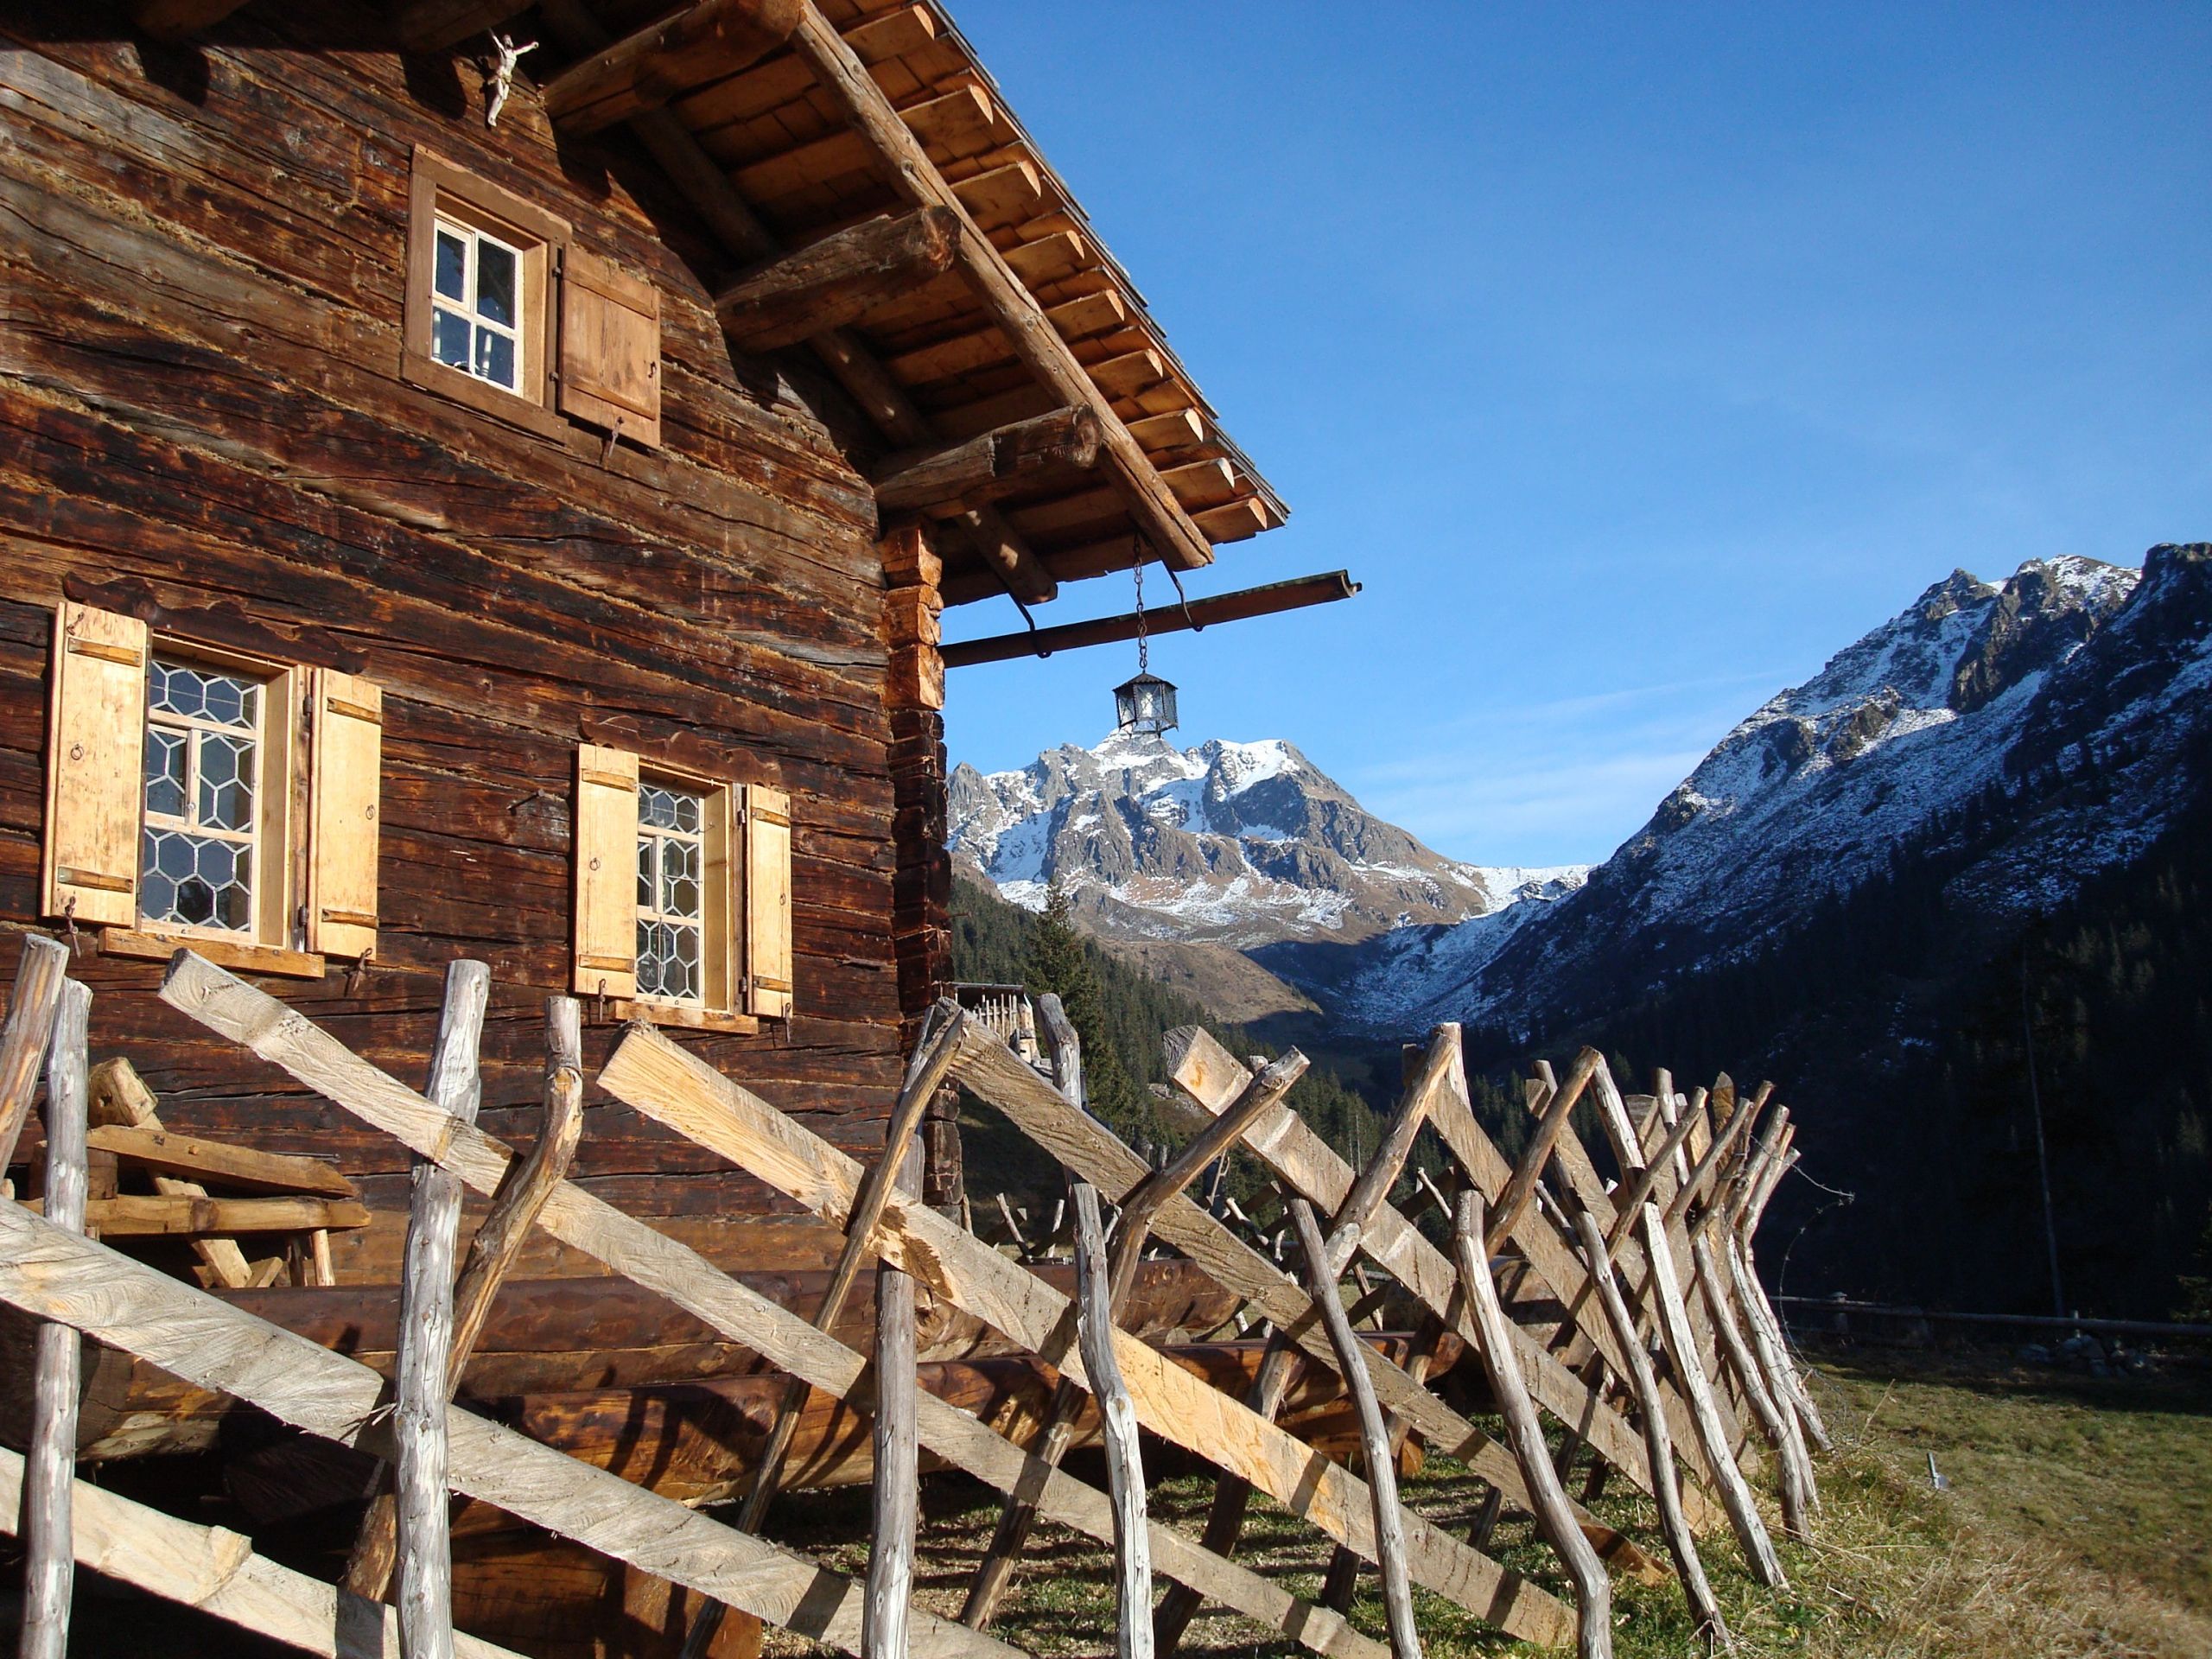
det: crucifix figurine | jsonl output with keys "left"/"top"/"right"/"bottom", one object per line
{"left": 483, "top": 32, "right": 537, "bottom": 128}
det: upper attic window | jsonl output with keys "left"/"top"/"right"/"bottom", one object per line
{"left": 402, "top": 147, "right": 664, "bottom": 449}
{"left": 432, "top": 214, "right": 528, "bottom": 394}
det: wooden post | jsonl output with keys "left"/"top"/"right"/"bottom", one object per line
{"left": 1485, "top": 1048, "right": 1601, "bottom": 1254}
{"left": 1160, "top": 1030, "right": 1460, "bottom": 1649}
{"left": 1452, "top": 1192, "right": 1611, "bottom": 1659}
{"left": 393, "top": 960, "right": 491, "bottom": 1659}
{"left": 683, "top": 1004, "right": 969, "bottom": 1659}
{"left": 19, "top": 976, "right": 90, "bottom": 1659}
{"left": 1073, "top": 1184, "right": 1151, "bottom": 1659}
{"left": 0, "top": 933, "right": 70, "bottom": 1198}
{"left": 1313, "top": 1037, "right": 1459, "bottom": 1615}
{"left": 350, "top": 997, "right": 585, "bottom": 1601}
{"left": 1728, "top": 1233, "right": 1832, "bottom": 1458}
{"left": 865, "top": 1106, "right": 922, "bottom": 1659}
{"left": 1571, "top": 1211, "right": 1726, "bottom": 1646}
{"left": 1696, "top": 1236, "right": 1810, "bottom": 1539}
{"left": 1288, "top": 1198, "right": 1421, "bottom": 1659}
{"left": 1638, "top": 1199, "right": 1784, "bottom": 1589}
{"left": 962, "top": 1048, "right": 1307, "bottom": 1630}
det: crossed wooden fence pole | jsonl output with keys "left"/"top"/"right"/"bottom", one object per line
{"left": 959, "top": 1047, "right": 1307, "bottom": 1629}
{"left": 6, "top": 948, "right": 1830, "bottom": 1659}
{"left": 162, "top": 960, "right": 1398, "bottom": 1659}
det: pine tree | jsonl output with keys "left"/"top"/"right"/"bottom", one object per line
{"left": 1022, "top": 883, "right": 1150, "bottom": 1146}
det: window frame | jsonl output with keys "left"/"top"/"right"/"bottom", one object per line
{"left": 402, "top": 148, "right": 569, "bottom": 441}
{"left": 627, "top": 765, "right": 736, "bottom": 1020}
{"left": 131, "top": 640, "right": 302, "bottom": 959}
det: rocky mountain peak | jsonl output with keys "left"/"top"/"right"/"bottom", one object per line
{"left": 950, "top": 732, "right": 1586, "bottom": 947}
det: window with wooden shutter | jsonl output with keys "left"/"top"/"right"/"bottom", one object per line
{"left": 559, "top": 248, "right": 662, "bottom": 449}
{"left": 574, "top": 744, "right": 640, "bottom": 999}
{"left": 43, "top": 602, "right": 149, "bottom": 927}
{"left": 743, "top": 783, "right": 793, "bottom": 1020}
{"left": 306, "top": 670, "right": 383, "bottom": 960}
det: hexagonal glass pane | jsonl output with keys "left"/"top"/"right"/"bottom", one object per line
{"left": 639, "top": 785, "right": 678, "bottom": 830}
{"left": 662, "top": 838, "right": 701, "bottom": 920}
{"left": 671, "top": 792, "right": 702, "bottom": 834}
{"left": 143, "top": 727, "right": 187, "bottom": 818}
{"left": 197, "top": 733, "right": 257, "bottom": 831}
{"left": 155, "top": 665, "right": 207, "bottom": 720}
{"left": 637, "top": 836, "right": 655, "bottom": 908}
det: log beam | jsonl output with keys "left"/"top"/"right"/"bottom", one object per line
{"left": 127, "top": 0, "right": 253, "bottom": 41}
{"left": 716, "top": 208, "right": 962, "bottom": 353}
{"left": 540, "top": 0, "right": 803, "bottom": 136}
{"left": 785, "top": 3, "right": 1219, "bottom": 572}
{"left": 872, "top": 406, "right": 1102, "bottom": 518}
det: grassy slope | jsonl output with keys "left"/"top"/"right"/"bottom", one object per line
{"left": 757, "top": 1349, "right": 2212, "bottom": 1658}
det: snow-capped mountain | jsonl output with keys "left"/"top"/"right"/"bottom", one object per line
{"left": 1280, "top": 545, "right": 2212, "bottom": 1035}
{"left": 949, "top": 733, "right": 1585, "bottom": 947}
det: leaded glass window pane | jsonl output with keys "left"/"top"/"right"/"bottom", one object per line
{"left": 139, "top": 657, "right": 264, "bottom": 937}
{"left": 636, "top": 782, "right": 708, "bottom": 1006}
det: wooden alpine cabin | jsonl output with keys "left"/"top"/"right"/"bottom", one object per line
{"left": 0, "top": 0, "right": 1343, "bottom": 1649}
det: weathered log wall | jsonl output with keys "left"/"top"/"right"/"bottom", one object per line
{"left": 0, "top": 1, "right": 947, "bottom": 1266}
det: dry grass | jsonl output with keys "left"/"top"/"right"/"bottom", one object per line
{"left": 754, "top": 1347, "right": 2212, "bottom": 1658}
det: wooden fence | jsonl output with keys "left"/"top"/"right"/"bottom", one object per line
{"left": 2, "top": 944, "right": 1826, "bottom": 1659}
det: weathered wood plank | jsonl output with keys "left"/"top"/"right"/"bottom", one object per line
{"left": 0, "top": 1445, "right": 529, "bottom": 1659}
{"left": 82, "top": 1123, "right": 358, "bottom": 1198}
{"left": 1454, "top": 1193, "right": 1610, "bottom": 1659}
{"left": 0, "top": 932, "right": 68, "bottom": 1196}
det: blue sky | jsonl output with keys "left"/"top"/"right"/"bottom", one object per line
{"left": 937, "top": 2, "right": 2212, "bottom": 868}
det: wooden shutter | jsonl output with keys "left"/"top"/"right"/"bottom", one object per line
{"left": 306, "top": 669, "right": 383, "bottom": 959}
{"left": 574, "top": 744, "right": 639, "bottom": 999}
{"left": 743, "top": 783, "right": 792, "bottom": 1020}
{"left": 42, "top": 602, "right": 148, "bottom": 927}
{"left": 559, "top": 249, "right": 661, "bottom": 448}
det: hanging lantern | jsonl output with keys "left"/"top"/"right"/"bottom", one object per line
{"left": 1113, "top": 670, "right": 1178, "bottom": 735}
{"left": 1112, "top": 560, "right": 1179, "bottom": 735}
